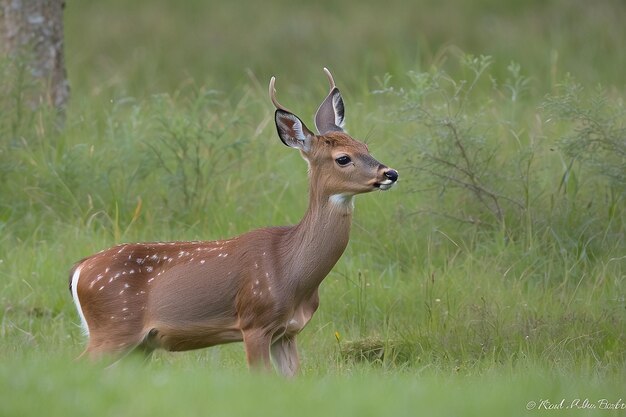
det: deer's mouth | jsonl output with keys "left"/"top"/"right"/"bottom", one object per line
{"left": 374, "top": 179, "right": 396, "bottom": 191}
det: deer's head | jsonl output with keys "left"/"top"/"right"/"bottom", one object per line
{"left": 269, "top": 68, "right": 398, "bottom": 203}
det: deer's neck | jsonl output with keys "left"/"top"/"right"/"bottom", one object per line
{"left": 282, "top": 183, "right": 354, "bottom": 297}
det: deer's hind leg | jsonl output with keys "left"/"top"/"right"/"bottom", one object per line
{"left": 82, "top": 324, "right": 152, "bottom": 361}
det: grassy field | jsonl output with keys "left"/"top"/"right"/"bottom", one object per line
{"left": 1, "top": 0, "right": 625, "bottom": 416}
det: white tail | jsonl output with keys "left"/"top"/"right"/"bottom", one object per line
{"left": 69, "top": 68, "right": 398, "bottom": 376}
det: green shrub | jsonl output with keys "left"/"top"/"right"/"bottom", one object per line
{"left": 381, "top": 54, "right": 624, "bottom": 262}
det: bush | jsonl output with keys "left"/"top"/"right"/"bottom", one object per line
{"left": 542, "top": 77, "right": 626, "bottom": 194}
{"left": 380, "top": 54, "right": 624, "bottom": 262}
{"left": 379, "top": 54, "right": 535, "bottom": 232}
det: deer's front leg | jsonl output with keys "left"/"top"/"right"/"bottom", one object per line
{"left": 270, "top": 335, "right": 299, "bottom": 377}
{"left": 242, "top": 329, "right": 272, "bottom": 372}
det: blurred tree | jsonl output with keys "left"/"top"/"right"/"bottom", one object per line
{"left": 0, "top": 0, "right": 69, "bottom": 112}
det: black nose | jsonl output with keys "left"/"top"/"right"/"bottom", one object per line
{"left": 384, "top": 169, "right": 399, "bottom": 182}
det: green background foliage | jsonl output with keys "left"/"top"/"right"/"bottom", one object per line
{"left": 1, "top": 0, "right": 624, "bottom": 415}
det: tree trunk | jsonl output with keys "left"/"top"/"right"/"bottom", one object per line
{"left": 0, "top": 0, "right": 69, "bottom": 111}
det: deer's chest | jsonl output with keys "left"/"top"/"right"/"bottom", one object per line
{"left": 284, "top": 290, "right": 320, "bottom": 336}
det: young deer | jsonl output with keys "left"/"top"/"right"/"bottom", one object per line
{"left": 69, "top": 68, "right": 398, "bottom": 376}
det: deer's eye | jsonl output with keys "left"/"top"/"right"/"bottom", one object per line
{"left": 335, "top": 155, "right": 352, "bottom": 166}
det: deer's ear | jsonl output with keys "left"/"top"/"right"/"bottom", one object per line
{"left": 314, "top": 68, "right": 346, "bottom": 135}
{"left": 315, "top": 87, "right": 345, "bottom": 135}
{"left": 275, "top": 110, "right": 315, "bottom": 152}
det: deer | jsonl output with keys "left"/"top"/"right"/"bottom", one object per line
{"left": 69, "top": 68, "right": 398, "bottom": 376}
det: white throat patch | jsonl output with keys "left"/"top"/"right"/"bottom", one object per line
{"left": 329, "top": 194, "right": 355, "bottom": 211}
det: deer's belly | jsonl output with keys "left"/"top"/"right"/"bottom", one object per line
{"left": 147, "top": 319, "right": 243, "bottom": 351}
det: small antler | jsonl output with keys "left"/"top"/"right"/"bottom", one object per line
{"left": 323, "top": 67, "right": 336, "bottom": 91}
{"left": 269, "top": 76, "right": 293, "bottom": 113}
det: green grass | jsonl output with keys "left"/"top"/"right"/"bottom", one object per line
{"left": 1, "top": 355, "right": 625, "bottom": 417}
{"left": 1, "top": 0, "right": 625, "bottom": 415}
